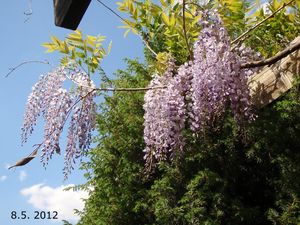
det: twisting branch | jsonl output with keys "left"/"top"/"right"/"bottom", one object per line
{"left": 95, "top": 0, "right": 158, "bottom": 57}
{"left": 231, "top": 0, "right": 296, "bottom": 46}
{"left": 4, "top": 60, "right": 52, "bottom": 78}
{"left": 182, "top": 0, "right": 193, "bottom": 60}
{"left": 241, "top": 37, "right": 300, "bottom": 68}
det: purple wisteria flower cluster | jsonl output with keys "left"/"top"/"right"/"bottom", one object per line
{"left": 190, "top": 13, "right": 254, "bottom": 130}
{"left": 143, "top": 12, "right": 256, "bottom": 169}
{"left": 21, "top": 67, "right": 96, "bottom": 178}
{"left": 143, "top": 60, "right": 189, "bottom": 170}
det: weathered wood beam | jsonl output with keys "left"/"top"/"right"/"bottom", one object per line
{"left": 249, "top": 36, "right": 300, "bottom": 107}
{"left": 53, "top": 0, "right": 91, "bottom": 30}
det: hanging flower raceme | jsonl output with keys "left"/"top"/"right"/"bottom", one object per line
{"left": 21, "top": 66, "right": 96, "bottom": 178}
{"left": 189, "top": 12, "right": 254, "bottom": 131}
{"left": 143, "top": 11, "right": 255, "bottom": 171}
{"left": 143, "top": 60, "right": 188, "bottom": 170}
{"left": 64, "top": 69, "right": 97, "bottom": 177}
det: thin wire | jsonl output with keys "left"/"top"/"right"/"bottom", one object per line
{"left": 94, "top": 0, "right": 158, "bottom": 56}
{"left": 95, "top": 0, "right": 125, "bottom": 22}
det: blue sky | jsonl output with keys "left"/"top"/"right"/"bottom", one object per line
{"left": 0, "top": 1, "right": 143, "bottom": 224}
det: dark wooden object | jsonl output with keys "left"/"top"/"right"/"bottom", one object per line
{"left": 53, "top": 0, "right": 92, "bottom": 30}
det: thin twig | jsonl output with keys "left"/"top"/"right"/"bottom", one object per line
{"left": 182, "top": 0, "right": 193, "bottom": 60}
{"left": 93, "top": 86, "right": 167, "bottom": 92}
{"left": 4, "top": 60, "right": 52, "bottom": 78}
{"left": 65, "top": 65, "right": 166, "bottom": 92}
{"left": 95, "top": 0, "right": 158, "bottom": 57}
{"left": 68, "top": 81, "right": 167, "bottom": 92}
{"left": 241, "top": 37, "right": 300, "bottom": 68}
{"left": 67, "top": 65, "right": 166, "bottom": 92}
{"left": 231, "top": 0, "right": 296, "bottom": 46}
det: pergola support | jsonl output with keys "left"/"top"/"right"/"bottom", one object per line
{"left": 249, "top": 36, "right": 300, "bottom": 108}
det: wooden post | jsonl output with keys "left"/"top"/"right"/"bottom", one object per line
{"left": 249, "top": 36, "right": 300, "bottom": 107}
{"left": 53, "top": 0, "right": 91, "bottom": 30}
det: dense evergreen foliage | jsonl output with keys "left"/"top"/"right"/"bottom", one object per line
{"left": 76, "top": 57, "right": 300, "bottom": 224}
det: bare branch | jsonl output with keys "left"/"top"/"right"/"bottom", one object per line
{"left": 241, "top": 37, "right": 300, "bottom": 68}
{"left": 94, "top": 86, "right": 167, "bottom": 92}
{"left": 4, "top": 60, "right": 52, "bottom": 78}
{"left": 231, "top": 0, "right": 296, "bottom": 46}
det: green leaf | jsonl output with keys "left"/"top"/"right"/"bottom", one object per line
{"left": 76, "top": 52, "right": 86, "bottom": 59}
{"left": 161, "top": 12, "right": 170, "bottom": 26}
{"left": 124, "top": 29, "right": 131, "bottom": 37}
{"left": 60, "top": 56, "right": 68, "bottom": 65}
{"left": 72, "top": 30, "right": 82, "bottom": 39}
{"left": 63, "top": 41, "right": 70, "bottom": 53}
{"left": 169, "top": 13, "right": 176, "bottom": 27}
{"left": 107, "top": 41, "right": 112, "bottom": 54}
{"left": 159, "top": 0, "right": 168, "bottom": 7}
{"left": 50, "top": 35, "right": 61, "bottom": 46}
{"left": 42, "top": 42, "right": 57, "bottom": 53}
{"left": 131, "top": 28, "right": 139, "bottom": 35}
{"left": 97, "top": 35, "right": 106, "bottom": 43}
{"left": 66, "top": 37, "right": 83, "bottom": 46}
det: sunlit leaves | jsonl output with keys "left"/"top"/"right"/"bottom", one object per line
{"left": 244, "top": 0, "right": 300, "bottom": 57}
{"left": 152, "top": 51, "right": 172, "bottom": 74}
{"left": 214, "top": 0, "right": 250, "bottom": 38}
{"left": 42, "top": 30, "right": 112, "bottom": 74}
{"left": 117, "top": 0, "right": 201, "bottom": 63}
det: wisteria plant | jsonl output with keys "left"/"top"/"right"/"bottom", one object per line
{"left": 13, "top": 11, "right": 260, "bottom": 177}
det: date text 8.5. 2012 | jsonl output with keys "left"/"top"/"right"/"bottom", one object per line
{"left": 11, "top": 211, "right": 58, "bottom": 220}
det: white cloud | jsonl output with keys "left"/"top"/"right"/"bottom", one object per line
{"left": 19, "top": 170, "right": 27, "bottom": 181}
{"left": 0, "top": 175, "right": 7, "bottom": 181}
{"left": 21, "top": 184, "right": 88, "bottom": 222}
